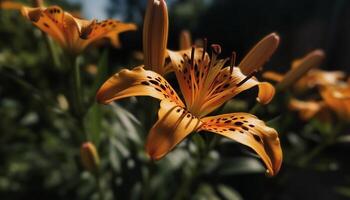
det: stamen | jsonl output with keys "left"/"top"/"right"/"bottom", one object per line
{"left": 230, "top": 51, "right": 236, "bottom": 74}
{"left": 211, "top": 44, "right": 221, "bottom": 55}
{"left": 236, "top": 70, "right": 257, "bottom": 87}
{"left": 190, "top": 45, "right": 195, "bottom": 66}
{"left": 202, "top": 38, "right": 207, "bottom": 59}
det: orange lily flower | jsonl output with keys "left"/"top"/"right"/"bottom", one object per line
{"left": 21, "top": 5, "right": 137, "bottom": 54}
{"left": 320, "top": 84, "right": 350, "bottom": 120}
{"left": 263, "top": 49, "right": 327, "bottom": 92}
{"left": 96, "top": 37, "right": 282, "bottom": 176}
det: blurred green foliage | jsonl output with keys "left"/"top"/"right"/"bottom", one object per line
{"left": 1, "top": 0, "right": 350, "bottom": 200}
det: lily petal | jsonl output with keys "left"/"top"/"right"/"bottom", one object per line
{"left": 238, "top": 33, "right": 280, "bottom": 75}
{"left": 96, "top": 66, "right": 184, "bottom": 106}
{"left": 0, "top": 1, "right": 24, "bottom": 10}
{"left": 79, "top": 19, "right": 137, "bottom": 50}
{"left": 262, "top": 71, "right": 284, "bottom": 82}
{"left": 200, "top": 113, "right": 282, "bottom": 176}
{"left": 289, "top": 98, "right": 326, "bottom": 121}
{"left": 320, "top": 85, "right": 350, "bottom": 120}
{"left": 146, "top": 100, "right": 202, "bottom": 160}
{"left": 167, "top": 48, "right": 210, "bottom": 108}
{"left": 21, "top": 6, "right": 66, "bottom": 47}
{"left": 199, "top": 67, "right": 275, "bottom": 117}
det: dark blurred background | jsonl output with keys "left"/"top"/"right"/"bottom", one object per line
{"left": 1, "top": 0, "right": 350, "bottom": 199}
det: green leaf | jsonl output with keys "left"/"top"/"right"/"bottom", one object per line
{"left": 334, "top": 186, "right": 350, "bottom": 197}
{"left": 217, "top": 185, "right": 243, "bottom": 200}
{"left": 215, "top": 157, "right": 265, "bottom": 176}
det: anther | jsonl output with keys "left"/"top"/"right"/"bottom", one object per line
{"left": 211, "top": 44, "right": 221, "bottom": 55}
{"left": 190, "top": 46, "right": 195, "bottom": 66}
{"left": 236, "top": 70, "right": 257, "bottom": 87}
{"left": 230, "top": 51, "right": 236, "bottom": 74}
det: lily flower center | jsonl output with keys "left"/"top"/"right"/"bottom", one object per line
{"left": 176, "top": 44, "right": 255, "bottom": 118}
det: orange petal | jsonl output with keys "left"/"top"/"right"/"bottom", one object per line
{"left": 166, "top": 48, "right": 210, "bottom": 109}
{"left": 96, "top": 66, "right": 184, "bottom": 106}
{"left": 289, "top": 98, "right": 325, "bottom": 121}
{"left": 21, "top": 6, "right": 66, "bottom": 47}
{"left": 200, "top": 113, "right": 282, "bottom": 176}
{"left": 262, "top": 71, "right": 284, "bottom": 82}
{"left": 198, "top": 67, "right": 275, "bottom": 117}
{"left": 79, "top": 19, "right": 137, "bottom": 50}
{"left": 238, "top": 33, "right": 280, "bottom": 75}
{"left": 0, "top": 1, "right": 24, "bottom": 10}
{"left": 146, "top": 100, "right": 202, "bottom": 160}
{"left": 320, "top": 85, "right": 350, "bottom": 120}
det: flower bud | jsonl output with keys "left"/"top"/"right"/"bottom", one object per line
{"left": 277, "top": 49, "right": 325, "bottom": 91}
{"left": 80, "top": 142, "right": 100, "bottom": 173}
{"left": 179, "top": 30, "right": 192, "bottom": 50}
{"left": 143, "top": 0, "right": 168, "bottom": 75}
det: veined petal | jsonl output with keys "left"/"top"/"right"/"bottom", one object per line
{"left": 21, "top": 6, "right": 66, "bottom": 47}
{"left": 199, "top": 67, "right": 275, "bottom": 117}
{"left": 167, "top": 48, "right": 210, "bottom": 109}
{"left": 96, "top": 66, "right": 184, "bottom": 106}
{"left": 199, "top": 113, "right": 282, "bottom": 176}
{"left": 146, "top": 100, "right": 202, "bottom": 160}
{"left": 238, "top": 33, "right": 280, "bottom": 75}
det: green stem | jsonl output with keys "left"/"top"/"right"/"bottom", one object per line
{"left": 73, "top": 56, "right": 83, "bottom": 116}
{"left": 249, "top": 103, "right": 261, "bottom": 115}
{"left": 45, "top": 36, "right": 62, "bottom": 69}
{"left": 298, "top": 141, "right": 331, "bottom": 167}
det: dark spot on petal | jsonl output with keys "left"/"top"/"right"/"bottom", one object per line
{"left": 149, "top": 80, "right": 159, "bottom": 86}
{"left": 253, "top": 134, "right": 262, "bottom": 142}
{"left": 234, "top": 121, "right": 243, "bottom": 126}
{"left": 141, "top": 81, "right": 150, "bottom": 86}
{"left": 223, "top": 83, "right": 230, "bottom": 88}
